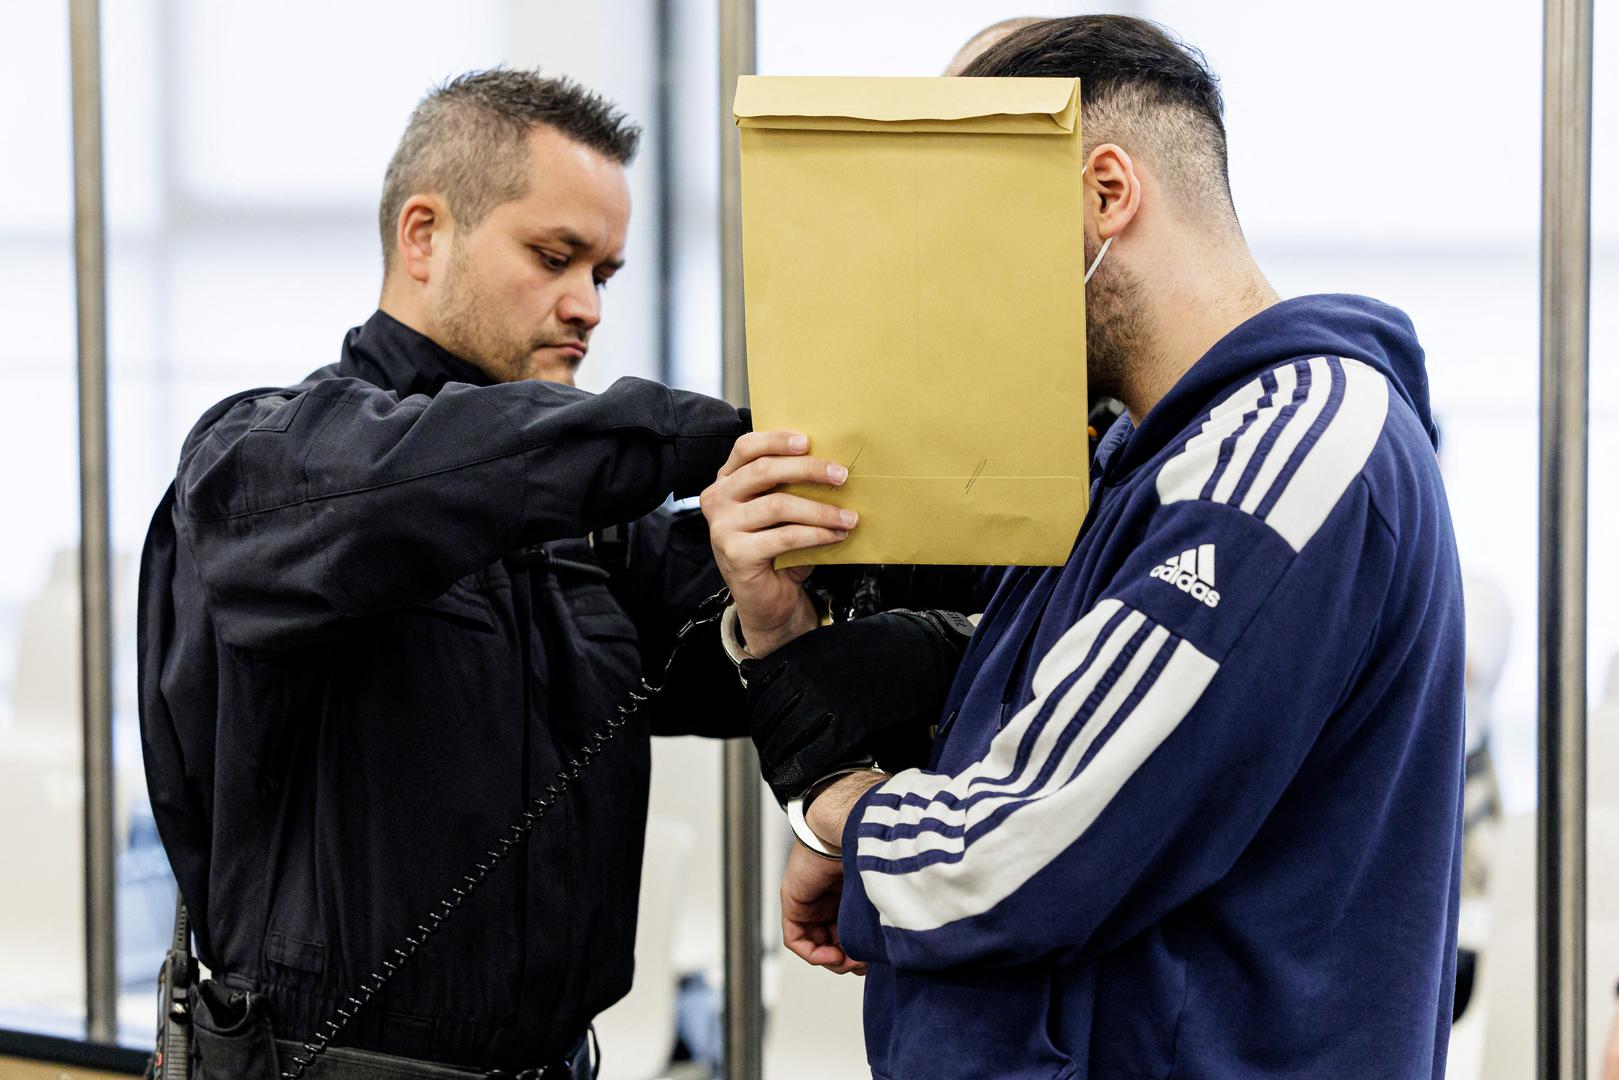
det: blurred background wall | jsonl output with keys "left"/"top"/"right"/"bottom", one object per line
{"left": 0, "top": 1, "right": 1612, "bottom": 1076}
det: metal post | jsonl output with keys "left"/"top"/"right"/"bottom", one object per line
{"left": 719, "top": 0, "right": 762, "bottom": 1076}
{"left": 69, "top": 0, "right": 118, "bottom": 1045}
{"left": 654, "top": 0, "right": 675, "bottom": 385}
{"left": 721, "top": 753, "right": 764, "bottom": 1080}
{"left": 1536, "top": 0, "right": 1593, "bottom": 1075}
{"left": 718, "top": 0, "right": 754, "bottom": 409}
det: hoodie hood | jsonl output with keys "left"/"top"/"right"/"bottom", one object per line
{"left": 1100, "top": 294, "right": 1435, "bottom": 480}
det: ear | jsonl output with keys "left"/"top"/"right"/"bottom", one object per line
{"left": 1085, "top": 143, "right": 1141, "bottom": 242}
{"left": 395, "top": 194, "right": 450, "bottom": 285}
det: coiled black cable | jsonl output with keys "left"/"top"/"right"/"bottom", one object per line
{"left": 279, "top": 588, "right": 732, "bottom": 1080}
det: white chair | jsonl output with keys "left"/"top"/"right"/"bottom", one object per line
{"left": 645, "top": 736, "right": 783, "bottom": 991}
{"left": 1489, "top": 813, "right": 1538, "bottom": 926}
{"left": 1480, "top": 805, "right": 1619, "bottom": 1079}
{"left": 592, "top": 815, "right": 694, "bottom": 1080}
{"left": 0, "top": 548, "right": 151, "bottom": 1015}
{"left": 1480, "top": 917, "right": 1619, "bottom": 1080}
{"left": 1595, "top": 649, "right": 1619, "bottom": 809}
{"left": 763, "top": 943, "right": 869, "bottom": 1080}
{"left": 647, "top": 736, "right": 725, "bottom": 982}
{"left": 1591, "top": 700, "right": 1619, "bottom": 810}
{"left": 0, "top": 548, "right": 97, "bottom": 1010}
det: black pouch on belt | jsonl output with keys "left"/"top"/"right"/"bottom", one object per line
{"left": 191, "top": 980, "right": 281, "bottom": 1080}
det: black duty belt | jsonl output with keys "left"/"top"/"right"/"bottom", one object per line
{"left": 272, "top": 1036, "right": 591, "bottom": 1080}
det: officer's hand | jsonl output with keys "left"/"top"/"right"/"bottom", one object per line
{"left": 781, "top": 843, "right": 864, "bottom": 975}
{"left": 699, "top": 431, "right": 857, "bottom": 658}
{"left": 748, "top": 610, "right": 969, "bottom": 804}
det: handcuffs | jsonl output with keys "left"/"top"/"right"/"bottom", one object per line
{"left": 720, "top": 596, "right": 886, "bottom": 859}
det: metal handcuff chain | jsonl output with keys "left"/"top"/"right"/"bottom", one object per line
{"left": 279, "top": 588, "right": 732, "bottom": 1080}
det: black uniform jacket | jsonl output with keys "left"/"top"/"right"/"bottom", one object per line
{"left": 137, "top": 311, "right": 748, "bottom": 1069}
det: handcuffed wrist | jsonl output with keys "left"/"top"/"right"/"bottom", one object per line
{"left": 786, "top": 764, "right": 881, "bottom": 859}
{"left": 720, "top": 603, "right": 754, "bottom": 679}
{"left": 720, "top": 592, "right": 829, "bottom": 678}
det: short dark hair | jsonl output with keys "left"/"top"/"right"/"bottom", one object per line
{"left": 962, "top": 16, "right": 1236, "bottom": 225}
{"left": 379, "top": 69, "right": 641, "bottom": 271}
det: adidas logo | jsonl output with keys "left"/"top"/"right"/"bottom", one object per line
{"left": 1148, "top": 544, "right": 1221, "bottom": 608}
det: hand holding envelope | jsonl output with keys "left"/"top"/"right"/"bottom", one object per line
{"left": 735, "top": 75, "right": 1091, "bottom": 567}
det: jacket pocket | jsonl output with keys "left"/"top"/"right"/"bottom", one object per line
{"left": 264, "top": 929, "right": 324, "bottom": 975}
{"left": 575, "top": 609, "right": 638, "bottom": 643}
{"left": 564, "top": 578, "right": 639, "bottom": 645}
{"left": 408, "top": 580, "right": 498, "bottom": 633}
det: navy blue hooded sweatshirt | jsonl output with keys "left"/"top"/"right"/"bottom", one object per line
{"left": 838, "top": 295, "right": 1465, "bottom": 1079}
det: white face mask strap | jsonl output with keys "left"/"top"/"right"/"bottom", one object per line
{"left": 1080, "top": 161, "right": 1112, "bottom": 285}
{"left": 1084, "top": 236, "right": 1113, "bottom": 285}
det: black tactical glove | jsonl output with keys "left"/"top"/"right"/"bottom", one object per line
{"left": 744, "top": 609, "right": 974, "bottom": 806}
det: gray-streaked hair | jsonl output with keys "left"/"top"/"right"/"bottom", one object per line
{"left": 379, "top": 68, "right": 641, "bottom": 271}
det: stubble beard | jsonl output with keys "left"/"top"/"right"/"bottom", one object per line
{"left": 434, "top": 240, "right": 532, "bottom": 383}
{"left": 1082, "top": 233, "right": 1149, "bottom": 406}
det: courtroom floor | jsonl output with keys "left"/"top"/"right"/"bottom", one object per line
{"left": 0, "top": 1057, "right": 138, "bottom": 1079}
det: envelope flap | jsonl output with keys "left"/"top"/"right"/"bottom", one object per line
{"left": 734, "top": 76, "right": 1079, "bottom": 134}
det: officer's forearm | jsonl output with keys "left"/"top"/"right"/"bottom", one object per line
{"left": 181, "top": 377, "right": 742, "bottom": 647}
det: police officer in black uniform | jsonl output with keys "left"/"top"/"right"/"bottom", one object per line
{"left": 138, "top": 71, "right": 751, "bottom": 1079}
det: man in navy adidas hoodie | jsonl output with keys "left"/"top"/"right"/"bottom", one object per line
{"left": 700, "top": 14, "right": 1465, "bottom": 1080}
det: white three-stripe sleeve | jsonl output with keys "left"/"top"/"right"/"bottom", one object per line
{"left": 854, "top": 617, "right": 1218, "bottom": 932}
{"left": 836, "top": 577, "right": 1361, "bottom": 972}
{"left": 1156, "top": 356, "right": 1389, "bottom": 552}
